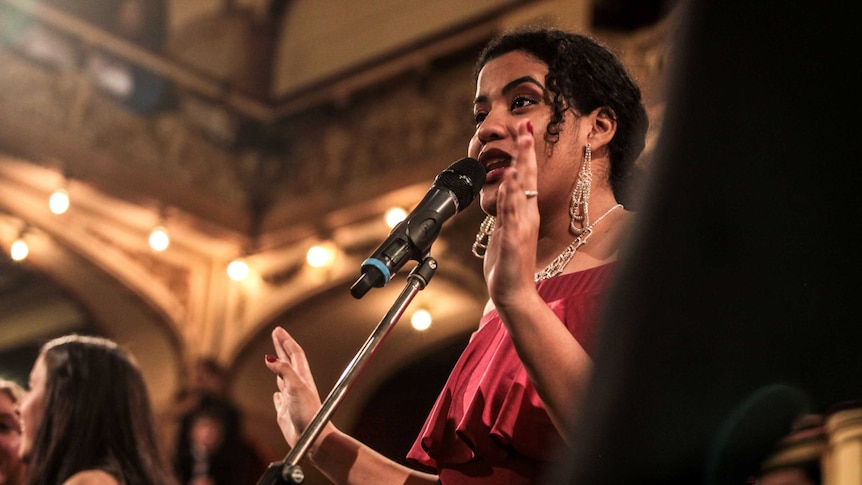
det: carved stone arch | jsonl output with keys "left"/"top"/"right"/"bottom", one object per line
{"left": 0, "top": 220, "right": 184, "bottom": 412}
{"left": 20, "top": 232, "right": 185, "bottom": 410}
{"left": 0, "top": 157, "right": 199, "bottom": 334}
{"left": 0, "top": 156, "right": 189, "bottom": 415}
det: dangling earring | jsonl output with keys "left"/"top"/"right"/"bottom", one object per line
{"left": 471, "top": 215, "right": 496, "bottom": 259}
{"left": 569, "top": 143, "right": 593, "bottom": 236}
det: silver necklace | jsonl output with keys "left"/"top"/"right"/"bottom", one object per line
{"left": 534, "top": 204, "right": 623, "bottom": 282}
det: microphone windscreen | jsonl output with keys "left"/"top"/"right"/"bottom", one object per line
{"left": 433, "top": 157, "right": 485, "bottom": 210}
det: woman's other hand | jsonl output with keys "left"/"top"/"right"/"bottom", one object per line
{"left": 264, "top": 327, "right": 336, "bottom": 452}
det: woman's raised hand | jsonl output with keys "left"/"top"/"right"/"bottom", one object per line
{"left": 264, "top": 326, "right": 336, "bottom": 450}
{"left": 484, "top": 119, "right": 541, "bottom": 308}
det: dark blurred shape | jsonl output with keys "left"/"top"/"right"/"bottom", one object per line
{"left": 83, "top": 0, "right": 172, "bottom": 113}
{"left": 592, "top": 0, "right": 680, "bottom": 32}
{"left": 552, "top": 1, "right": 862, "bottom": 484}
{"left": 704, "top": 384, "right": 811, "bottom": 485}
{"left": 756, "top": 413, "right": 826, "bottom": 485}
{"left": 172, "top": 358, "right": 268, "bottom": 485}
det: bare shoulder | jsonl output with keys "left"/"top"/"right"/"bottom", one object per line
{"left": 62, "top": 470, "right": 121, "bottom": 485}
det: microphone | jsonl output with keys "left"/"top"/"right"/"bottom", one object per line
{"left": 350, "top": 157, "right": 485, "bottom": 299}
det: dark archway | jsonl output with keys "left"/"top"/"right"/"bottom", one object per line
{"left": 351, "top": 330, "right": 471, "bottom": 468}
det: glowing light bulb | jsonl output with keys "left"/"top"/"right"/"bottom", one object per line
{"left": 49, "top": 188, "right": 70, "bottom": 214}
{"left": 148, "top": 226, "right": 169, "bottom": 251}
{"left": 411, "top": 309, "right": 432, "bottom": 331}
{"left": 227, "top": 259, "right": 250, "bottom": 281}
{"left": 10, "top": 238, "right": 29, "bottom": 261}
{"left": 385, "top": 207, "right": 407, "bottom": 228}
{"left": 306, "top": 244, "right": 335, "bottom": 268}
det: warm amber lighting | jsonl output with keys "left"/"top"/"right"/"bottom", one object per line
{"left": 385, "top": 207, "right": 407, "bottom": 228}
{"left": 148, "top": 226, "right": 169, "bottom": 251}
{"left": 410, "top": 308, "right": 432, "bottom": 331}
{"left": 49, "top": 188, "right": 70, "bottom": 214}
{"left": 10, "top": 238, "right": 29, "bottom": 261}
{"left": 227, "top": 259, "right": 250, "bottom": 281}
{"left": 306, "top": 244, "right": 335, "bottom": 268}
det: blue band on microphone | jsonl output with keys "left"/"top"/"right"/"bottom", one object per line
{"left": 360, "top": 258, "right": 391, "bottom": 283}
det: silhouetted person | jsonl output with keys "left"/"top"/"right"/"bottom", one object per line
{"left": 554, "top": 2, "right": 862, "bottom": 484}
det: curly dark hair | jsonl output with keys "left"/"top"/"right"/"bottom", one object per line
{"left": 475, "top": 28, "right": 649, "bottom": 203}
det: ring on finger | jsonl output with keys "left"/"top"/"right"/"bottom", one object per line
{"left": 524, "top": 190, "right": 538, "bottom": 199}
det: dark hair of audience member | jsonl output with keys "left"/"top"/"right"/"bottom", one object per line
{"left": 22, "top": 335, "right": 178, "bottom": 485}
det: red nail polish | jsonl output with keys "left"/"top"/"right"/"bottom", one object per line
{"left": 526, "top": 121, "right": 533, "bottom": 135}
{"left": 265, "top": 354, "right": 277, "bottom": 363}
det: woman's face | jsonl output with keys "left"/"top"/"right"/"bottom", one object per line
{"left": 17, "top": 356, "right": 47, "bottom": 463}
{"left": 469, "top": 50, "right": 583, "bottom": 217}
{"left": 0, "top": 391, "right": 24, "bottom": 485}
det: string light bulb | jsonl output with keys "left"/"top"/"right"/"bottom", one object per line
{"left": 306, "top": 243, "right": 336, "bottom": 268}
{"left": 410, "top": 308, "right": 432, "bottom": 331}
{"left": 10, "top": 237, "right": 29, "bottom": 261}
{"left": 227, "top": 258, "right": 250, "bottom": 281}
{"left": 148, "top": 225, "right": 169, "bottom": 251}
{"left": 385, "top": 207, "right": 407, "bottom": 228}
{"left": 49, "top": 188, "right": 70, "bottom": 214}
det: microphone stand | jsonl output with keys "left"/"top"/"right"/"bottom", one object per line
{"left": 256, "top": 256, "right": 439, "bottom": 485}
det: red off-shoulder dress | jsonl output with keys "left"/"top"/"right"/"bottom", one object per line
{"left": 406, "top": 264, "right": 615, "bottom": 484}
